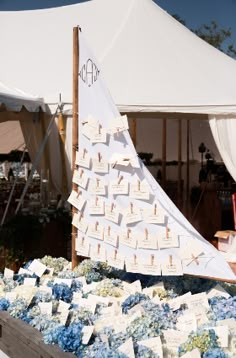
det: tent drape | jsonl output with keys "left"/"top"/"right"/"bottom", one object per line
{"left": 209, "top": 115, "right": 236, "bottom": 182}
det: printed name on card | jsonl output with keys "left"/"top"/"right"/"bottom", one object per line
{"left": 138, "top": 337, "right": 163, "bottom": 358}
{"left": 23, "top": 278, "right": 37, "bottom": 287}
{"left": 92, "top": 153, "right": 109, "bottom": 173}
{"left": 107, "top": 249, "right": 125, "bottom": 270}
{"left": 88, "top": 196, "right": 105, "bottom": 215}
{"left": 161, "top": 255, "right": 183, "bottom": 276}
{"left": 142, "top": 202, "right": 165, "bottom": 224}
{"left": 90, "top": 243, "right": 107, "bottom": 263}
{"left": 125, "top": 254, "right": 143, "bottom": 273}
{"left": 110, "top": 115, "right": 129, "bottom": 134}
{"left": 72, "top": 212, "right": 88, "bottom": 233}
{"left": 119, "top": 229, "right": 137, "bottom": 249}
{"left": 87, "top": 222, "right": 104, "bottom": 240}
{"left": 137, "top": 228, "right": 158, "bottom": 249}
{"left": 67, "top": 190, "right": 86, "bottom": 211}
{"left": 76, "top": 236, "right": 90, "bottom": 257}
{"left": 124, "top": 203, "right": 142, "bottom": 225}
{"left": 110, "top": 176, "right": 129, "bottom": 195}
{"left": 72, "top": 169, "right": 89, "bottom": 189}
{"left": 75, "top": 149, "right": 90, "bottom": 169}
{"left": 158, "top": 227, "right": 179, "bottom": 249}
{"left": 130, "top": 179, "right": 150, "bottom": 201}
{"left": 187, "top": 292, "right": 209, "bottom": 310}
{"left": 89, "top": 177, "right": 106, "bottom": 196}
{"left": 105, "top": 203, "right": 120, "bottom": 224}
{"left": 104, "top": 226, "right": 118, "bottom": 247}
{"left": 90, "top": 124, "right": 107, "bottom": 144}
{"left": 180, "top": 241, "right": 204, "bottom": 266}
{"left": 176, "top": 312, "right": 197, "bottom": 332}
{"left": 140, "top": 254, "right": 161, "bottom": 276}
{"left": 164, "top": 329, "right": 189, "bottom": 351}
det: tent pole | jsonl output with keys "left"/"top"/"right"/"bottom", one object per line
{"left": 72, "top": 26, "right": 79, "bottom": 269}
{"left": 58, "top": 112, "right": 68, "bottom": 198}
{"left": 186, "top": 119, "right": 190, "bottom": 218}
{"left": 130, "top": 118, "right": 137, "bottom": 148}
{"left": 177, "top": 119, "right": 182, "bottom": 208}
{"left": 161, "top": 118, "right": 166, "bottom": 190}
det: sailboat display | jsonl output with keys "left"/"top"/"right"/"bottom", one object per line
{"left": 68, "top": 28, "right": 236, "bottom": 282}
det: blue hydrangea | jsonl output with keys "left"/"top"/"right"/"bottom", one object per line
{"left": 0, "top": 298, "right": 10, "bottom": 311}
{"left": 203, "top": 348, "right": 230, "bottom": 358}
{"left": 57, "top": 322, "right": 84, "bottom": 352}
{"left": 121, "top": 293, "right": 149, "bottom": 314}
{"left": 51, "top": 283, "right": 73, "bottom": 303}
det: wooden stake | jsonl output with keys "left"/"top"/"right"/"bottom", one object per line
{"left": 161, "top": 118, "right": 166, "bottom": 189}
{"left": 72, "top": 26, "right": 79, "bottom": 269}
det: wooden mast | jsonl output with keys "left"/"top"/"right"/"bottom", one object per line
{"left": 72, "top": 26, "right": 79, "bottom": 269}
{"left": 177, "top": 119, "right": 182, "bottom": 208}
{"left": 161, "top": 118, "right": 167, "bottom": 190}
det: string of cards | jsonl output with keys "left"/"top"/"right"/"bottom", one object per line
{"left": 68, "top": 115, "right": 206, "bottom": 276}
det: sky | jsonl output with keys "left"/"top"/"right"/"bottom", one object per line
{"left": 0, "top": 0, "right": 236, "bottom": 48}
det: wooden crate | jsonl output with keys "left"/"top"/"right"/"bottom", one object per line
{"left": 0, "top": 311, "right": 74, "bottom": 358}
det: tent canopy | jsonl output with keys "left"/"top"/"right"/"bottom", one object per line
{"left": 1, "top": 0, "right": 236, "bottom": 115}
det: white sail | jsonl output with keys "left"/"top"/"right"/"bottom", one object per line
{"left": 69, "top": 31, "right": 236, "bottom": 281}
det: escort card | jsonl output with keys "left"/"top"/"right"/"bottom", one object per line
{"left": 23, "top": 278, "right": 37, "bottom": 286}
{"left": 88, "top": 196, "right": 105, "bottom": 215}
{"left": 119, "top": 229, "right": 137, "bottom": 249}
{"left": 90, "top": 125, "right": 107, "bottom": 144}
{"left": 125, "top": 255, "right": 143, "bottom": 274}
{"left": 82, "top": 326, "right": 94, "bottom": 345}
{"left": 181, "top": 349, "right": 201, "bottom": 358}
{"left": 110, "top": 176, "right": 129, "bottom": 195}
{"left": 104, "top": 226, "right": 118, "bottom": 247}
{"left": 118, "top": 338, "right": 135, "bottom": 358}
{"left": 180, "top": 241, "right": 204, "bottom": 266}
{"left": 90, "top": 243, "right": 106, "bottom": 262}
{"left": 92, "top": 155, "right": 109, "bottom": 173}
{"left": 38, "top": 302, "right": 52, "bottom": 316}
{"left": 138, "top": 337, "right": 163, "bottom": 358}
{"left": 207, "top": 284, "right": 231, "bottom": 299}
{"left": 158, "top": 228, "right": 179, "bottom": 249}
{"left": 163, "top": 329, "right": 188, "bottom": 352}
{"left": 187, "top": 292, "right": 209, "bottom": 310}
{"left": 14, "top": 286, "right": 37, "bottom": 305}
{"left": 130, "top": 180, "right": 150, "bottom": 201}
{"left": 59, "top": 311, "right": 69, "bottom": 325}
{"left": 28, "top": 259, "right": 47, "bottom": 277}
{"left": 77, "top": 298, "right": 96, "bottom": 314}
{"left": 81, "top": 116, "right": 98, "bottom": 139}
{"left": 5, "top": 292, "right": 17, "bottom": 303}
{"left": 72, "top": 213, "right": 88, "bottom": 233}
{"left": 137, "top": 228, "right": 158, "bottom": 249}
{"left": 54, "top": 278, "right": 72, "bottom": 287}
{"left": 72, "top": 292, "right": 83, "bottom": 304}
{"left": 161, "top": 255, "right": 183, "bottom": 276}
{"left": 124, "top": 203, "right": 142, "bottom": 224}
{"left": 72, "top": 169, "right": 89, "bottom": 189}
{"left": 75, "top": 149, "right": 90, "bottom": 169}
{"left": 105, "top": 203, "right": 120, "bottom": 224}
{"left": 89, "top": 177, "right": 106, "bottom": 196}
{"left": 142, "top": 202, "right": 165, "bottom": 224}
{"left": 110, "top": 115, "right": 129, "bottom": 134}
{"left": 107, "top": 249, "right": 125, "bottom": 270}
{"left": 87, "top": 222, "right": 104, "bottom": 240}
{"left": 18, "top": 267, "right": 32, "bottom": 275}
{"left": 57, "top": 300, "right": 70, "bottom": 313}
{"left": 109, "top": 153, "right": 136, "bottom": 168}
{"left": 67, "top": 190, "right": 86, "bottom": 211}
{"left": 168, "top": 292, "right": 192, "bottom": 311}
{"left": 4, "top": 268, "right": 14, "bottom": 279}
{"left": 176, "top": 312, "right": 197, "bottom": 332}
{"left": 76, "top": 236, "right": 90, "bottom": 257}
{"left": 140, "top": 255, "right": 161, "bottom": 276}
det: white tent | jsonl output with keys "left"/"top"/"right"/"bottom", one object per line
{"left": 1, "top": 0, "right": 236, "bottom": 189}
{"left": 0, "top": 0, "right": 236, "bottom": 115}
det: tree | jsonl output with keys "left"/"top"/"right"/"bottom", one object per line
{"left": 172, "top": 15, "right": 236, "bottom": 59}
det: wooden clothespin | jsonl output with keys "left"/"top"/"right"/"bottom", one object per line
{"left": 107, "top": 226, "right": 111, "bottom": 237}
{"left": 130, "top": 202, "right": 133, "bottom": 214}
{"left": 151, "top": 254, "right": 155, "bottom": 266}
{"left": 145, "top": 228, "right": 149, "bottom": 240}
{"left": 98, "top": 152, "right": 101, "bottom": 162}
{"left": 79, "top": 169, "right": 84, "bottom": 178}
{"left": 118, "top": 176, "right": 123, "bottom": 185}
{"left": 127, "top": 228, "right": 131, "bottom": 239}
{"left": 154, "top": 204, "right": 157, "bottom": 216}
{"left": 83, "top": 149, "right": 87, "bottom": 159}
{"left": 169, "top": 255, "right": 173, "bottom": 267}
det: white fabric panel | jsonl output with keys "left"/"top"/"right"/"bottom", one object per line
{"left": 1, "top": 0, "right": 236, "bottom": 114}
{"left": 76, "top": 32, "right": 236, "bottom": 280}
{"left": 209, "top": 115, "right": 236, "bottom": 182}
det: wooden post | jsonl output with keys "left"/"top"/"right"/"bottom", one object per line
{"left": 72, "top": 26, "right": 79, "bottom": 269}
{"left": 57, "top": 112, "right": 68, "bottom": 197}
{"left": 130, "top": 118, "right": 137, "bottom": 148}
{"left": 161, "top": 118, "right": 166, "bottom": 189}
{"left": 177, "top": 119, "right": 182, "bottom": 208}
{"left": 186, "top": 120, "right": 190, "bottom": 218}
